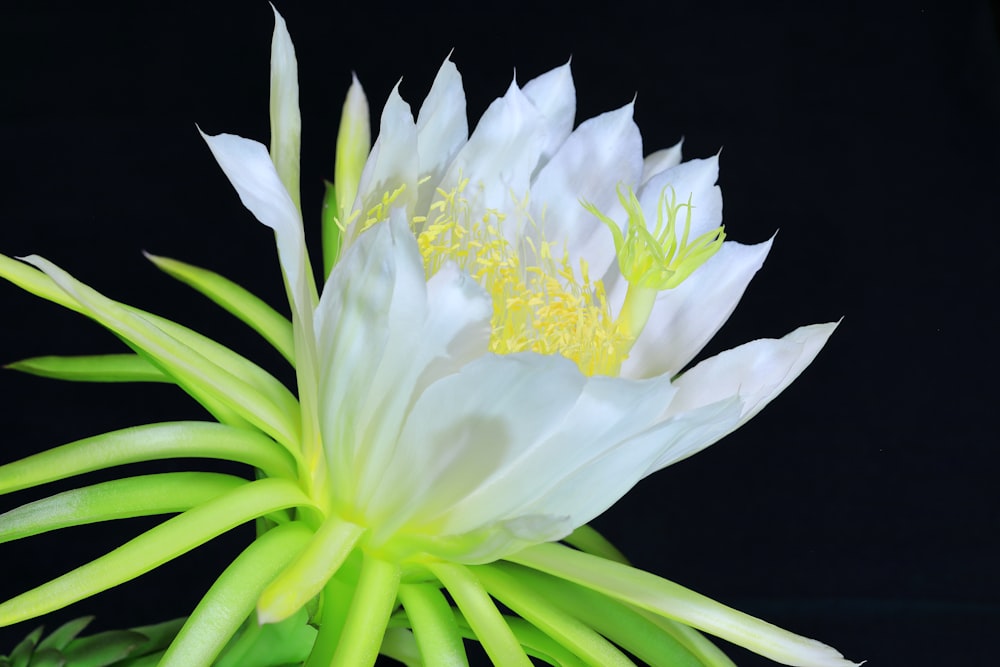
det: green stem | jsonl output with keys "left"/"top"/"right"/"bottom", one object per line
{"left": 329, "top": 554, "right": 401, "bottom": 667}
{"left": 398, "top": 583, "right": 469, "bottom": 667}
{"left": 427, "top": 562, "right": 532, "bottom": 667}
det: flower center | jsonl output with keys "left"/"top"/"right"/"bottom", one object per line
{"left": 413, "top": 178, "right": 631, "bottom": 377}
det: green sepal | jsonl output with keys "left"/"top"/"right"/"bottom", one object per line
{"left": 0, "top": 478, "right": 319, "bottom": 627}
{"left": 562, "top": 524, "right": 629, "bottom": 564}
{"left": 486, "top": 562, "right": 707, "bottom": 667}
{"left": 509, "top": 542, "right": 838, "bottom": 667}
{"left": 0, "top": 254, "right": 301, "bottom": 449}
{"left": 160, "top": 522, "right": 315, "bottom": 667}
{"left": 145, "top": 254, "right": 294, "bottom": 365}
{"left": 472, "top": 564, "right": 634, "bottom": 666}
{"left": 397, "top": 583, "right": 468, "bottom": 667}
{"left": 5, "top": 354, "right": 168, "bottom": 383}
{"left": 450, "top": 611, "right": 588, "bottom": 667}
{"left": 257, "top": 515, "right": 366, "bottom": 625}
{"left": 0, "top": 421, "right": 299, "bottom": 496}
{"left": 427, "top": 563, "right": 532, "bottom": 667}
{"left": 0, "top": 472, "right": 248, "bottom": 544}
{"left": 321, "top": 180, "right": 342, "bottom": 281}
{"left": 378, "top": 628, "right": 422, "bottom": 667}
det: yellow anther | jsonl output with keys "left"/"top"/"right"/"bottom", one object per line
{"left": 414, "top": 181, "right": 631, "bottom": 376}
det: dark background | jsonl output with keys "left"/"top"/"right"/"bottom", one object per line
{"left": 1, "top": 1, "right": 998, "bottom": 665}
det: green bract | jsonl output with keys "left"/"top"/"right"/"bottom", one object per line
{"left": 0, "top": 7, "right": 858, "bottom": 667}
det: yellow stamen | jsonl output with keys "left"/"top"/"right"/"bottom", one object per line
{"left": 416, "top": 181, "right": 630, "bottom": 377}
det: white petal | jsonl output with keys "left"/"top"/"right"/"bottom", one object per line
{"left": 200, "top": 130, "right": 312, "bottom": 322}
{"left": 415, "top": 58, "right": 468, "bottom": 212}
{"left": 529, "top": 102, "right": 643, "bottom": 278}
{"left": 531, "top": 396, "right": 742, "bottom": 515}
{"left": 653, "top": 322, "right": 839, "bottom": 471}
{"left": 640, "top": 139, "right": 684, "bottom": 185}
{"left": 618, "top": 238, "right": 774, "bottom": 379}
{"left": 639, "top": 155, "right": 723, "bottom": 240}
{"left": 436, "top": 79, "right": 545, "bottom": 220}
{"left": 316, "top": 210, "right": 492, "bottom": 512}
{"left": 521, "top": 62, "right": 576, "bottom": 169}
{"left": 268, "top": 6, "right": 301, "bottom": 211}
{"left": 430, "top": 370, "right": 675, "bottom": 537}
{"left": 348, "top": 85, "right": 418, "bottom": 243}
{"left": 368, "top": 353, "right": 587, "bottom": 537}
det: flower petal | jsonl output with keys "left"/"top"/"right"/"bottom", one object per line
{"left": 530, "top": 102, "right": 642, "bottom": 277}
{"left": 523, "top": 397, "right": 742, "bottom": 523}
{"left": 521, "top": 61, "right": 576, "bottom": 169}
{"left": 638, "top": 155, "right": 723, "bottom": 241}
{"left": 618, "top": 238, "right": 774, "bottom": 379}
{"left": 415, "top": 58, "right": 468, "bottom": 212}
{"left": 316, "top": 210, "right": 493, "bottom": 513}
{"left": 348, "top": 85, "right": 418, "bottom": 242}
{"left": 640, "top": 139, "right": 684, "bottom": 185}
{"left": 268, "top": 5, "right": 301, "bottom": 211}
{"left": 369, "top": 353, "right": 588, "bottom": 539}
{"left": 200, "top": 130, "right": 314, "bottom": 321}
{"left": 428, "top": 370, "right": 676, "bottom": 537}
{"left": 436, "top": 79, "right": 545, "bottom": 220}
{"left": 649, "top": 322, "right": 839, "bottom": 473}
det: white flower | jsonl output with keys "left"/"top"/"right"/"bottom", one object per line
{"left": 196, "top": 13, "right": 848, "bottom": 665}
{"left": 0, "top": 9, "right": 856, "bottom": 667}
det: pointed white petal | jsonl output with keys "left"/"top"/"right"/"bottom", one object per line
{"left": 531, "top": 396, "right": 742, "bottom": 516}
{"left": 431, "top": 370, "right": 675, "bottom": 537}
{"left": 415, "top": 58, "right": 468, "bottom": 212}
{"left": 369, "top": 354, "right": 587, "bottom": 536}
{"left": 640, "top": 139, "right": 684, "bottom": 185}
{"left": 200, "top": 130, "right": 313, "bottom": 322}
{"left": 268, "top": 6, "right": 301, "bottom": 211}
{"left": 619, "top": 238, "right": 774, "bottom": 379}
{"left": 529, "top": 102, "right": 642, "bottom": 278}
{"left": 316, "top": 210, "right": 492, "bottom": 513}
{"left": 651, "top": 322, "right": 839, "bottom": 472}
{"left": 521, "top": 62, "right": 576, "bottom": 168}
{"left": 437, "top": 79, "right": 545, "bottom": 220}
{"left": 639, "top": 155, "right": 723, "bottom": 240}
{"left": 335, "top": 73, "right": 371, "bottom": 222}
{"left": 347, "top": 85, "right": 418, "bottom": 244}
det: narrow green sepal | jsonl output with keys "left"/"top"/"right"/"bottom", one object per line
{"left": 145, "top": 253, "right": 294, "bottom": 365}
{"left": 5, "top": 354, "right": 168, "bottom": 383}
{"left": 321, "top": 179, "right": 342, "bottom": 281}
{"left": 0, "top": 421, "right": 299, "bottom": 497}
{"left": 160, "top": 522, "right": 315, "bottom": 667}
{"left": 0, "top": 478, "right": 319, "bottom": 628}
{"left": 0, "top": 472, "right": 248, "bottom": 544}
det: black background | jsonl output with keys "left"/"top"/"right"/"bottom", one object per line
{"left": 1, "top": 1, "right": 998, "bottom": 665}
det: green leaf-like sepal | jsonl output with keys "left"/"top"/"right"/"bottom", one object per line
{"left": 0, "top": 421, "right": 298, "bottom": 496}
{"left": 5, "top": 354, "right": 168, "bottom": 383}
{"left": 145, "top": 254, "right": 294, "bottom": 365}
